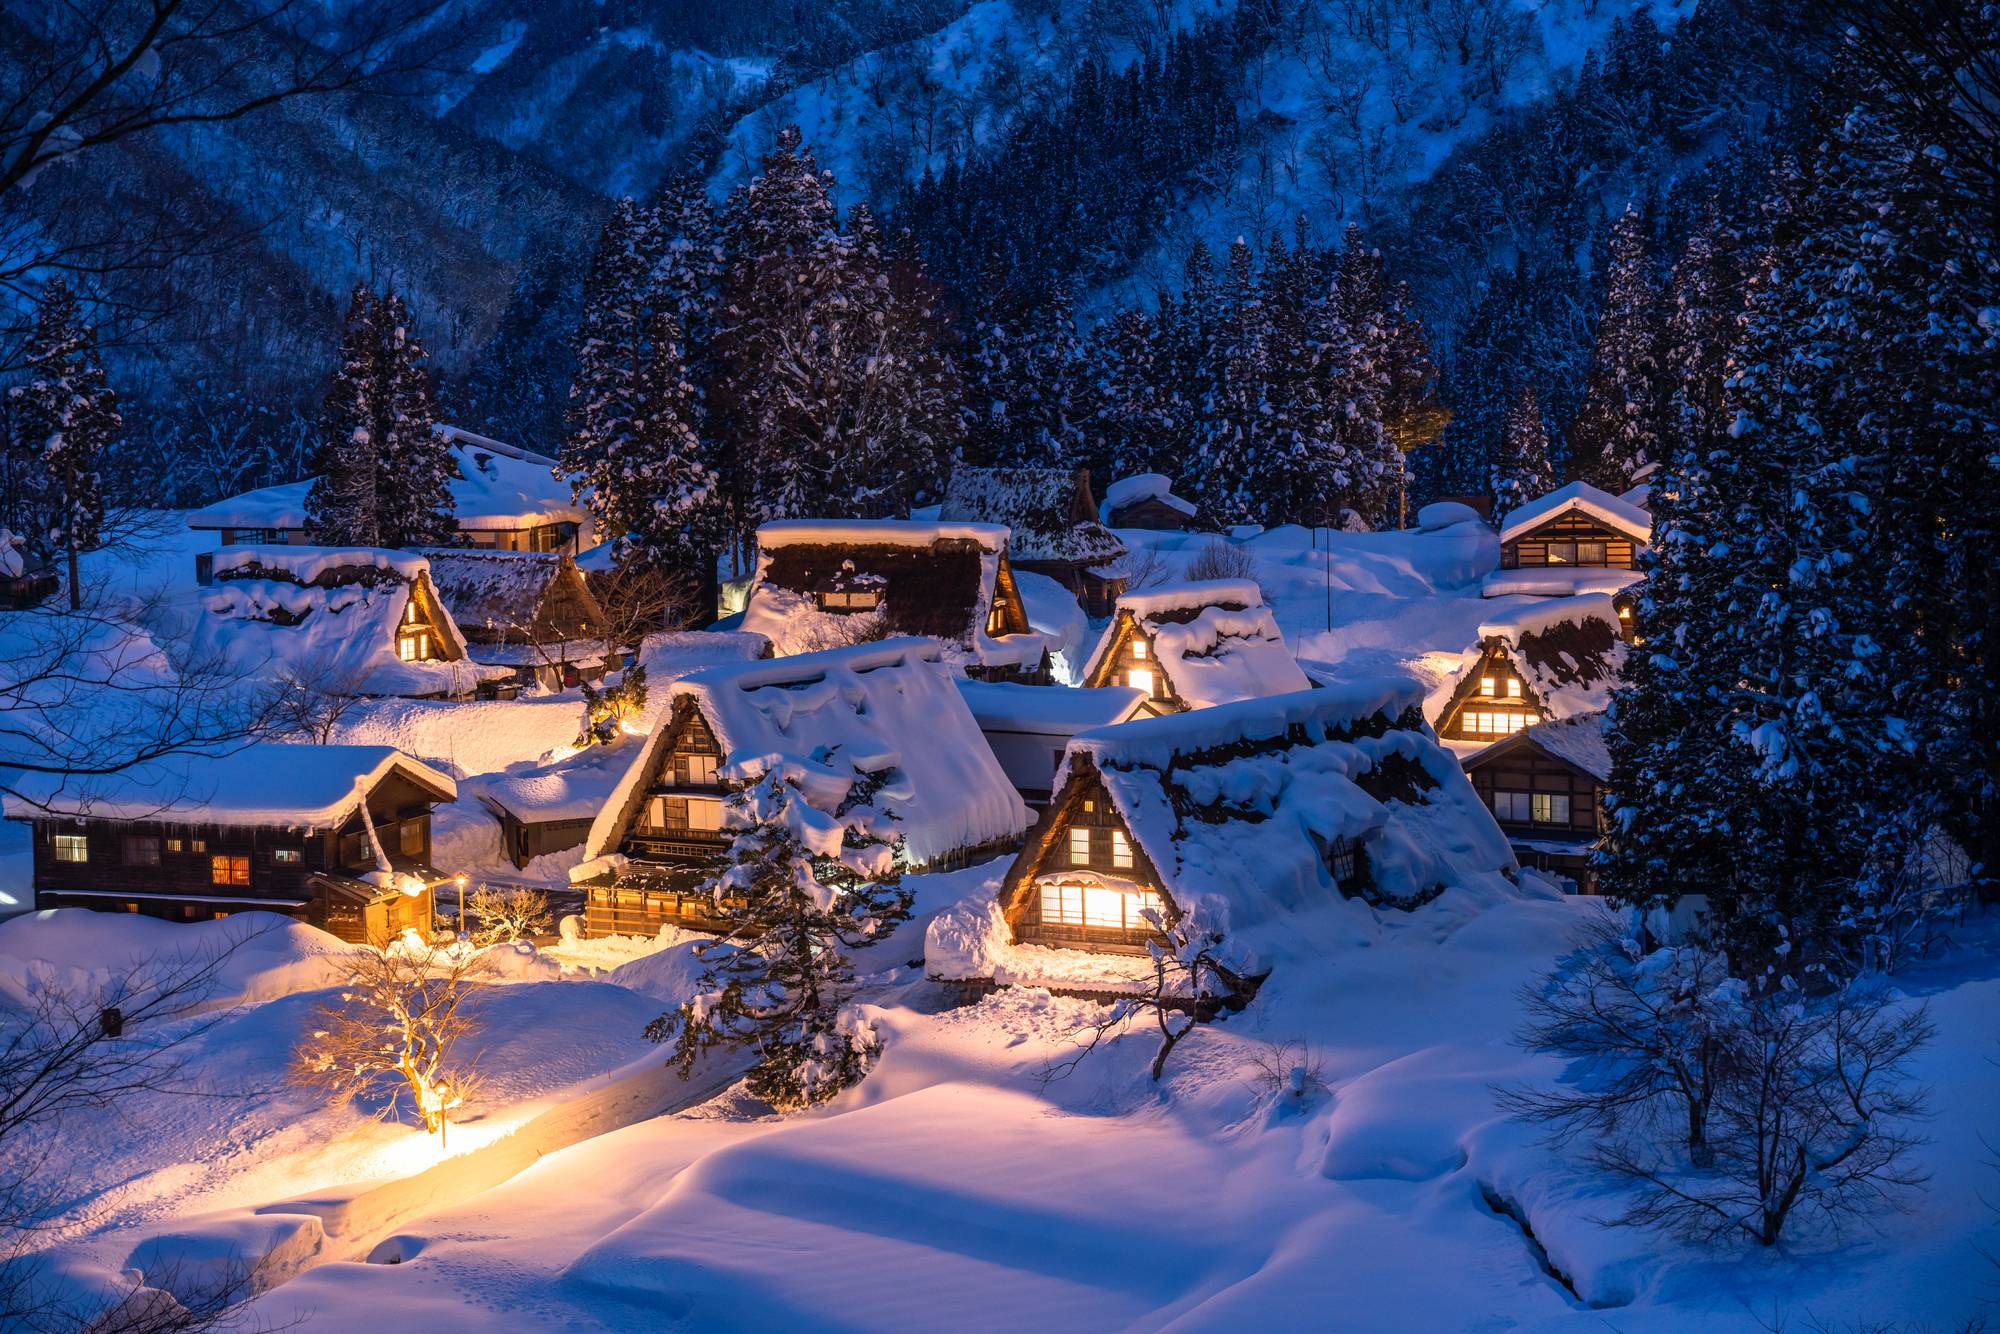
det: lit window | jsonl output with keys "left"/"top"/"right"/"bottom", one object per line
{"left": 123, "top": 836, "right": 160, "bottom": 867}
{"left": 191, "top": 837, "right": 207, "bottom": 853}
{"left": 1130, "top": 638, "right": 1148, "bottom": 660}
{"left": 1127, "top": 667, "right": 1155, "bottom": 694}
{"left": 273, "top": 848, "right": 303, "bottom": 864}
{"left": 1069, "top": 827, "right": 1091, "bottom": 865}
{"left": 683, "top": 797, "right": 724, "bottom": 831}
{"left": 1532, "top": 793, "right": 1572, "bottom": 825}
{"left": 53, "top": 834, "right": 88, "bottom": 863}
{"left": 1480, "top": 676, "right": 1497, "bottom": 697}
{"left": 1110, "top": 831, "right": 1133, "bottom": 868}
{"left": 685, "top": 754, "right": 718, "bottom": 786}
{"left": 166, "top": 836, "right": 184, "bottom": 854}
{"left": 1506, "top": 678, "right": 1522, "bottom": 699}
{"left": 1082, "top": 799, "right": 1094, "bottom": 812}
{"left": 1546, "top": 541, "right": 1576, "bottom": 564}
{"left": 397, "top": 632, "right": 430, "bottom": 661}
{"left": 1040, "top": 881, "right": 1167, "bottom": 931}
{"left": 211, "top": 855, "right": 250, "bottom": 886}
{"left": 1463, "top": 710, "right": 1529, "bottom": 737}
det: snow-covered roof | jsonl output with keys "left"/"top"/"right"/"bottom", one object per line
{"left": 955, "top": 681, "right": 1146, "bottom": 734}
{"left": 939, "top": 468, "right": 1125, "bottom": 565}
{"left": 185, "top": 430, "right": 589, "bottom": 535}
{"left": 933, "top": 681, "right": 1513, "bottom": 983}
{"left": 469, "top": 737, "right": 641, "bottom": 825}
{"left": 1480, "top": 567, "right": 1645, "bottom": 599}
{"left": 1417, "top": 501, "right": 1484, "bottom": 532}
{"left": 1442, "top": 595, "right": 1626, "bottom": 723}
{"left": 1101, "top": 472, "right": 1196, "bottom": 519}
{"left": 190, "top": 546, "right": 509, "bottom": 697}
{"left": 423, "top": 549, "right": 600, "bottom": 641}
{"left": 1497, "top": 480, "right": 1652, "bottom": 547}
{"left": 1083, "top": 579, "right": 1309, "bottom": 709}
{"left": 742, "top": 520, "right": 1045, "bottom": 669}
{"left": 4, "top": 743, "right": 455, "bottom": 825}
{"left": 584, "top": 637, "right": 1030, "bottom": 868}
{"left": 754, "top": 518, "right": 1010, "bottom": 552}
{"left": 1525, "top": 712, "right": 1612, "bottom": 781}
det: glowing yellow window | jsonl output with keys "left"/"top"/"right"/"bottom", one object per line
{"left": 1040, "top": 881, "right": 1166, "bottom": 931}
{"left": 1069, "top": 827, "right": 1091, "bottom": 865}
{"left": 1130, "top": 639, "right": 1147, "bottom": 660}
{"left": 1127, "top": 667, "right": 1155, "bottom": 694}
{"left": 397, "top": 631, "right": 429, "bottom": 661}
{"left": 1480, "top": 676, "right": 1497, "bottom": 696}
{"left": 1110, "top": 831, "right": 1133, "bottom": 869}
{"left": 1506, "top": 679, "right": 1522, "bottom": 698}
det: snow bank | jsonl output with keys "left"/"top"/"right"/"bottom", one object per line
{"left": 1476, "top": 592, "right": 1620, "bottom": 643}
{"left": 0, "top": 909, "right": 367, "bottom": 1007}
{"left": 1416, "top": 500, "right": 1483, "bottom": 531}
{"left": 1479, "top": 566, "right": 1644, "bottom": 598}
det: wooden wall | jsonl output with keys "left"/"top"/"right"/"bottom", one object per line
{"left": 1500, "top": 512, "right": 1639, "bottom": 569}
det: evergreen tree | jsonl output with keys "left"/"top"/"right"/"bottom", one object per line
{"left": 1657, "top": 206, "right": 1740, "bottom": 471}
{"left": 462, "top": 234, "right": 584, "bottom": 450}
{"left": 1570, "top": 203, "right": 1664, "bottom": 494}
{"left": 305, "top": 285, "right": 448, "bottom": 549}
{"left": 1490, "top": 385, "right": 1554, "bottom": 523}
{"left": 7, "top": 278, "right": 117, "bottom": 608}
{"left": 645, "top": 761, "right": 911, "bottom": 1110}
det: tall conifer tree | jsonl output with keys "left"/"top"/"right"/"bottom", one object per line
{"left": 8, "top": 278, "right": 117, "bottom": 607}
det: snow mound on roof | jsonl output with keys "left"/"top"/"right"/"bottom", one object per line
{"left": 1477, "top": 592, "right": 1620, "bottom": 643}
{"left": 0, "top": 909, "right": 368, "bottom": 1008}
{"left": 423, "top": 549, "right": 570, "bottom": 634}
{"left": 212, "top": 545, "right": 427, "bottom": 583}
{"left": 1497, "top": 481, "right": 1652, "bottom": 547}
{"left": 1102, "top": 472, "right": 1196, "bottom": 517}
{"left": 1524, "top": 712, "right": 1612, "bottom": 782}
{"left": 589, "top": 637, "right": 1029, "bottom": 869}
{"left": 931, "top": 683, "right": 1514, "bottom": 986}
{"left": 468, "top": 736, "right": 641, "bottom": 824}
{"left": 1086, "top": 579, "right": 1309, "bottom": 709}
{"left": 755, "top": 519, "right": 1009, "bottom": 551}
{"left": 1010, "top": 568, "right": 1087, "bottom": 679}
{"left": 3, "top": 743, "right": 453, "bottom": 825}
{"left": 1444, "top": 595, "right": 1626, "bottom": 723}
{"left": 1114, "top": 578, "right": 1261, "bottom": 618}
{"left": 938, "top": 467, "right": 1125, "bottom": 565}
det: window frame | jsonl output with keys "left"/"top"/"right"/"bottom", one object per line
{"left": 210, "top": 854, "right": 251, "bottom": 887}
{"left": 53, "top": 833, "right": 89, "bottom": 863}
{"left": 1068, "top": 827, "right": 1092, "bottom": 865}
{"left": 122, "top": 835, "right": 161, "bottom": 867}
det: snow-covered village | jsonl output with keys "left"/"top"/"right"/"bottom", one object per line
{"left": 0, "top": 1, "right": 1994, "bottom": 1330}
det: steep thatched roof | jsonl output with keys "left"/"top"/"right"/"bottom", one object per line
{"left": 939, "top": 467, "right": 1126, "bottom": 566}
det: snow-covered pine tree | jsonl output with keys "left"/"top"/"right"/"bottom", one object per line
{"left": 305, "top": 285, "right": 383, "bottom": 546}
{"left": 370, "top": 290, "right": 451, "bottom": 549}
{"left": 1189, "top": 238, "right": 1270, "bottom": 527}
{"left": 1570, "top": 203, "right": 1663, "bottom": 494}
{"left": 1657, "top": 206, "right": 1740, "bottom": 468}
{"left": 1490, "top": 386, "right": 1554, "bottom": 524}
{"left": 7, "top": 278, "right": 118, "bottom": 608}
{"left": 1084, "top": 308, "right": 1171, "bottom": 483}
{"left": 1332, "top": 223, "right": 1443, "bottom": 523}
{"left": 646, "top": 760, "right": 912, "bottom": 1110}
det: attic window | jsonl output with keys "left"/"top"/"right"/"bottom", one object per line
{"left": 397, "top": 630, "right": 431, "bottom": 661}
{"left": 1129, "top": 639, "right": 1147, "bottom": 660}
{"left": 1506, "top": 679, "right": 1522, "bottom": 698}
{"left": 1480, "top": 676, "right": 1497, "bottom": 697}
{"left": 1461, "top": 709, "right": 1530, "bottom": 737}
{"left": 1109, "top": 831, "right": 1133, "bottom": 869}
{"left": 1069, "top": 827, "right": 1091, "bottom": 865}
{"left": 817, "top": 588, "right": 881, "bottom": 611}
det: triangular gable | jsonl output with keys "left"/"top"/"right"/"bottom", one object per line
{"left": 1434, "top": 638, "right": 1551, "bottom": 736}
{"left": 996, "top": 753, "right": 1177, "bottom": 937}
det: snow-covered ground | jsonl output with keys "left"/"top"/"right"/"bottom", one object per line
{"left": 8, "top": 512, "right": 1995, "bottom": 1330}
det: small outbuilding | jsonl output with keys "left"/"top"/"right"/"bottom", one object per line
{"left": 7, "top": 744, "right": 458, "bottom": 946}
{"left": 955, "top": 680, "right": 1147, "bottom": 809}
{"left": 1431, "top": 595, "right": 1626, "bottom": 745}
{"left": 1080, "top": 579, "right": 1309, "bottom": 715}
{"left": 424, "top": 549, "right": 615, "bottom": 691}
{"left": 939, "top": 467, "right": 1128, "bottom": 615}
{"left": 571, "top": 637, "right": 1031, "bottom": 937}
{"left": 739, "top": 519, "right": 1051, "bottom": 683}
{"left": 1459, "top": 711, "right": 1610, "bottom": 893}
{"left": 1100, "top": 473, "right": 1198, "bottom": 531}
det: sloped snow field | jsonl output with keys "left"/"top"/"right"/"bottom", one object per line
{"left": 7, "top": 520, "right": 1995, "bottom": 1330}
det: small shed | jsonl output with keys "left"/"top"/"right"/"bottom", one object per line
{"left": 955, "top": 680, "right": 1146, "bottom": 808}
{"left": 469, "top": 737, "right": 642, "bottom": 870}
{"left": 739, "top": 519, "right": 1051, "bottom": 683}
{"left": 924, "top": 681, "right": 1514, "bottom": 996}
{"left": 1460, "top": 712, "right": 1610, "bottom": 893}
{"left": 939, "top": 466, "right": 1128, "bottom": 615}
{"left": 1080, "top": 579, "right": 1309, "bottom": 714}
{"left": 1100, "top": 473, "right": 1198, "bottom": 531}
{"left": 1482, "top": 480, "right": 1651, "bottom": 604}
{"left": 1431, "top": 595, "right": 1626, "bottom": 745}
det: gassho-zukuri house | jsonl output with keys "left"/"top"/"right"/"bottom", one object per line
{"left": 937, "top": 465, "right": 1129, "bottom": 616}
{"left": 737, "top": 518, "right": 1052, "bottom": 683}
{"left": 6, "top": 744, "right": 457, "bottom": 946}
{"left": 185, "top": 427, "right": 595, "bottom": 556}
{"left": 190, "top": 546, "right": 514, "bottom": 699}
{"left": 924, "top": 681, "right": 1515, "bottom": 999}
{"left": 1080, "top": 578, "right": 1310, "bottom": 715}
{"left": 569, "top": 637, "right": 1031, "bottom": 937}
{"left": 1430, "top": 594, "right": 1627, "bottom": 746}
{"left": 422, "top": 548, "right": 616, "bottom": 691}
{"left": 1481, "top": 480, "right": 1653, "bottom": 636}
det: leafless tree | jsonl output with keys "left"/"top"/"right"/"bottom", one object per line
{"left": 264, "top": 660, "right": 370, "bottom": 744}
{"left": 1500, "top": 913, "right": 1740, "bottom": 1166}
{"left": 465, "top": 886, "right": 551, "bottom": 946}
{"left": 1043, "top": 909, "right": 1253, "bottom": 1083}
{"left": 292, "top": 942, "right": 488, "bottom": 1146}
{"left": 1185, "top": 536, "right": 1269, "bottom": 603}
{"left": 0, "top": 923, "right": 288, "bottom": 1330}
{"left": 1118, "top": 543, "right": 1174, "bottom": 592}
{"left": 591, "top": 561, "right": 706, "bottom": 647}
{"left": 1246, "top": 1039, "right": 1330, "bottom": 1109}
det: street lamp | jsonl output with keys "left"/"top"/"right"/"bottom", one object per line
{"left": 456, "top": 874, "right": 468, "bottom": 937}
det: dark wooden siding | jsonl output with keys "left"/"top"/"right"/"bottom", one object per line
{"left": 1500, "top": 512, "right": 1639, "bottom": 570}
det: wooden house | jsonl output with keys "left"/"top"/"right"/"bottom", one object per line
{"left": 924, "top": 682, "right": 1514, "bottom": 996}
{"left": 191, "top": 546, "right": 512, "bottom": 699}
{"left": 1099, "top": 473, "right": 1198, "bottom": 531}
{"left": 939, "top": 467, "right": 1128, "bottom": 615}
{"left": 1431, "top": 595, "right": 1626, "bottom": 745}
{"left": 955, "top": 680, "right": 1146, "bottom": 809}
{"left": 6, "top": 744, "right": 457, "bottom": 946}
{"left": 424, "top": 549, "right": 615, "bottom": 690}
{"left": 1481, "top": 481, "right": 1651, "bottom": 615}
{"left": 1460, "top": 712, "right": 1610, "bottom": 893}
{"left": 1080, "top": 579, "right": 1309, "bottom": 715}
{"left": 738, "top": 519, "right": 1052, "bottom": 683}
{"left": 185, "top": 427, "right": 594, "bottom": 555}
{"left": 571, "top": 637, "right": 1031, "bottom": 937}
